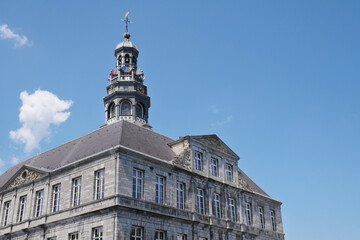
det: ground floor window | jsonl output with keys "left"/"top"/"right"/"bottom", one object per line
{"left": 131, "top": 226, "right": 144, "bottom": 240}
{"left": 155, "top": 230, "right": 166, "bottom": 240}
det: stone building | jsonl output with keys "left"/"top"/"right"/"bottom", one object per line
{"left": 0, "top": 21, "right": 285, "bottom": 240}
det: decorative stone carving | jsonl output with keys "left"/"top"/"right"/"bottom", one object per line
{"left": 238, "top": 171, "right": 252, "bottom": 192}
{"left": 7, "top": 169, "right": 44, "bottom": 190}
{"left": 173, "top": 141, "right": 192, "bottom": 170}
{"left": 199, "top": 136, "right": 236, "bottom": 158}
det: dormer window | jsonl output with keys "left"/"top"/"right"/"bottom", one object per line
{"left": 120, "top": 101, "right": 132, "bottom": 115}
{"left": 225, "top": 164, "right": 233, "bottom": 182}
{"left": 210, "top": 158, "right": 218, "bottom": 176}
{"left": 194, "top": 151, "right": 203, "bottom": 171}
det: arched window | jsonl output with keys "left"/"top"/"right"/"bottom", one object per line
{"left": 136, "top": 103, "right": 144, "bottom": 118}
{"left": 108, "top": 103, "right": 116, "bottom": 119}
{"left": 125, "top": 54, "right": 130, "bottom": 65}
{"left": 118, "top": 56, "right": 122, "bottom": 65}
{"left": 120, "top": 101, "right": 132, "bottom": 115}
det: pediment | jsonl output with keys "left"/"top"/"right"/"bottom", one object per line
{"left": 191, "top": 135, "right": 239, "bottom": 160}
{"left": 6, "top": 166, "right": 47, "bottom": 190}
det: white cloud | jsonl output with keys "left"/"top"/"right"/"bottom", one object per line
{"left": 211, "top": 115, "right": 233, "bottom": 127}
{"left": 10, "top": 90, "right": 73, "bottom": 152}
{"left": 0, "top": 24, "right": 30, "bottom": 47}
{"left": 11, "top": 157, "right": 19, "bottom": 165}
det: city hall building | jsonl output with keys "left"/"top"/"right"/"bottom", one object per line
{"left": 0, "top": 19, "right": 284, "bottom": 240}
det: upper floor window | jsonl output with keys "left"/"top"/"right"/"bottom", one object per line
{"left": 2, "top": 201, "right": 11, "bottom": 226}
{"left": 196, "top": 188, "right": 205, "bottom": 214}
{"left": 52, "top": 184, "right": 61, "bottom": 212}
{"left": 228, "top": 198, "right": 236, "bottom": 222}
{"left": 177, "top": 234, "right": 187, "bottom": 240}
{"left": 136, "top": 103, "right": 144, "bottom": 118}
{"left": 210, "top": 158, "right": 218, "bottom": 176}
{"left": 259, "top": 206, "right": 265, "bottom": 229}
{"left": 34, "top": 190, "right": 44, "bottom": 217}
{"left": 131, "top": 226, "right": 143, "bottom": 240}
{"left": 133, "top": 169, "right": 143, "bottom": 199}
{"left": 120, "top": 101, "right": 132, "bottom": 115}
{"left": 125, "top": 54, "right": 131, "bottom": 65}
{"left": 213, "top": 193, "right": 221, "bottom": 218}
{"left": 245, "top": 202, "right": 252, "bottom": 225}
{"left": 155, "top": 230, "right": 166, "bottom": 240}
{"left": 118, "top": 56, "right": 122, "bottom": 64}
{"left": 108, "top": 103, "right": 116, "bottom": 119}
{"left": 270, "top": 210, "right": 277, "bottom": 231}
{"left": 17, "top": 195, "right": 27, "bottom": 222}
{"left": 69, "top": 232, "right": 79, "bottom": 240}
{"left": 92, "top": 227, "right": 103, "bottom": 240}
{"left": 156, "top": 175, "right": 165, "bottom": 204}
{"left": 225, "top": 164, "right": 233, "bottom": 182}
{"left": 176, "top": 182, "right": 185, "bottom": 209}
{"left": 72, "top": 177, "right": 82, "bottom": 207}
{"left": 94, "top": 169, "right": 105, "bottom": 200}
{"left": 194, "top": 151, "right": 203, "bottom": 171}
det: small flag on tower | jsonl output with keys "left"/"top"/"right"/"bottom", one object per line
{"left": 136, "top": 69, "right": 140, "bottom": 75}
{"left": 110, "top": 69, "right": 114, "bottom": 76}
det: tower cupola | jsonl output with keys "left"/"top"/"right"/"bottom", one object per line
{"left": 103, "top": 12, "right": 151, "bottom": 128}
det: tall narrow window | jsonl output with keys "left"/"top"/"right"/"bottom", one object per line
{"left": 17, "top": 195, "right": 27, "bottom": 222}
{"left": 196, "top": 188, "right": 205, "bottom": 214}
{"left": 225, "top": 164, "right": 233, "bottom": 182}
{"left": 2, "top": 201, "right": 11, "bottom": 226}
{"left": 69, "top": 232, "right": 79, "bottom": 240}
{"left": 194, "top": 151, "right": 203, "bottom": 171}
{"left": 258, "top": 206, "right": 265, "bottom": 229}
{"left": 210, "top": 158, "right": 218, "bottom": 176}
{"left": 52, "top": 184, "right": 61, "bottom": 212}
{"left": 213, "top": 193, "right": 221, "bottom": 218}
{"left": 120, "top": 101, "right": 132, "bottom": 115}
{"left": 270, "top": 210, "right": 276, "bottom": 231}
{"left": 34, "top": 190, "right": 44, "bottom": 217}
{"left": 94, "top": 169, "right": 105, "bottom": 200}
{"left": 133, "top": 169, "right": 143, "bottom": 199}
{"left": 131, "top": 226, "right": 143, "bottom": 240}
{"left": 92, "top": 227, "right": 103, "bottom": 240}
{"left": 155, "top": 230, "right": 166, "bottom": 240}
{"left": 109, "top": 103, "right": 116, "bottom": 119}
{"left": 177, "top": 234, "right": 186, "bottom": 240}
{"left": 245, "top": 202, "right": 252, "bottom": 225}
{"left": 72, "top": 177, "right": 82, "bottom": 206}
{"left": 229, "top": 198, "right": 236, "bottom": 222}
{"left": 156, "top": 175, "right": 165, "bottom": 204}
{"left": 136, "top": 103, "right": 144, "bottom": 118}
{"left": 176, "top": 182, "right": 185, "bottom": 209}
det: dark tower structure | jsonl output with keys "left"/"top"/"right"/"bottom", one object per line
{"left": 103, "top": 14, "right": 150, "bottom": 128}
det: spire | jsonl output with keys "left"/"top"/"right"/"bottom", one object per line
{"left": 121, "top": 12, "right": 132, "bottom": 40}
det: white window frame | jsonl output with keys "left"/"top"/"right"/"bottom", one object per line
{"left": 132, "top": 169, "right": 143, "bottom": 199}
{"left": 259, "top": 206, "right": 265, "bottom": 229}
{"left": 177, "top": 234, "right": 187, "bottom": 240}
{"left": 155, "top": 230, "right": 166, "bottom": 240}
{"left": 196, "top": 188, "right": 205, "bottom": 214}
{"left": 213, "top": 193, "right": 221, "bottom": 218}
{"left": 229, "top": 198, "right": 236, "bottom": 222}
{"left": 52, "top": 184, "right": 61, "bottom": 212}
{"left": 72, "top": 177, "right": 82, "bottom": 207}
{"left": 94, "top": 169, "right": 105, "bottom": 200}
{"left": 34, "top": 190, "right": 44, "bottom": 217}
{"left": 225, "top": 164, "right": 233, "bottom": 182}
{"left": 17, "top": 195, "right": 27, "bottom": 222}
{"left": 69, "top": 232, "right": 79, "bottom": 240}
{"left": 176, "top": 182, "right": 185, "bottom": 209}
{"left": 92, "top": 227, "right": 103, "bottom": 240}
{"left": 245, "top": 202, "right": 252, "bottom": 225}
{"left": 194, "top": 151, "right": 203, "bottom": 171}
{"left": 156, "top": 175, "right": 165, "bottom": 204}
{"left": 210, "top": 158, "right": 218, "bottom": 176}
{"left": 270, "top": 210, "right": 276, "bottom": 231}
{"left": 2, "top": 201, "right": 11, "bottom": 226}
{"left": 131, "top": 226, "right": 143, "bottom": 240}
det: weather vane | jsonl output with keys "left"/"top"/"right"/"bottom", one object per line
{"left": 121, "top": 12, "right": 133, "bottom": 33}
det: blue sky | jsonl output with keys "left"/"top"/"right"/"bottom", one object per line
{"left": 1, "top": 1, "right": 360, "bottom": 239}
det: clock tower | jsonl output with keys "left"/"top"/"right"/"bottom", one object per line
{"left": 103, "top": 13, "right": 151, "bottom": 128}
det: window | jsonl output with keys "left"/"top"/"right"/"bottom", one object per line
{"left": 92, "top": 227, "right": 103, "bottom": 240}
{"left": 156, "top": 175, "right": 165, "bottom": 204}
{"left": 213, "top": 193, "right": 221, "bottom": 218}
{"left": 69, "top": 232, "right": 79, "bottom": 240}
{"left": 177, "top": 234, "right": 186, "bottom": 240}
{"left": 245, "top": 202, "right": 252, "bottom": 225}
{"left": 199, "top": 238, "right": 208, "bottom": 240}
{"left": 133, "top": 169, "right": 143, "bottom": 199}
{"left": 72, "top": 177, "right": 82, "bottom": 206}
{"left": 94, "top": 169, "right": 105, "bottom": 200}
{"left": 258, "top": 206, "right": 265, "bottom": 229}
{"left": 210, "top": 158, "right": 218, "bottom": 176}
{"left": 125, "top": 54, "right": 130, "bottom": 65}
{"left": 2, "top": 201, "right": 11, "bottom": 226}
{"left": 136, "top": 103, "right": 144, "bottom": 118}
{"left": 17, "top": 195, "right": 27, "bottom": 222}
{"left": 131, "top": 226, "right": 143, "bottom": 240}
{"left": 270, "top": 210, "right": 276, "bottom": 231}
{"left": 52, "top": 184, "right": 61, "bottom": 212}
{"left": 176, "top": 182, "right": 185, "bottom": 209}
{"left": 196, "top": 188, "right": 205, "bottom": 214}
{"left": 194, "top": 151, "right": 203, "bottom": 171}
{"left": 225, "top": 164, "right": 233, "bottom": 182}
{"left": 109, "top": 103, "right": 116, "bottom": 119}
{"left": 120, "top": 101, "right": 132, "bottom": 115}
{"left": 229, "top": 198, "right": 236, "bottom": 222}
{"left": 34, "top": 190, "right": 44, "bottom": 217}
{"left": 155, "top": 230, "right": 166, "bottom": 240}
{"left": 48, "top": 238, "right": 57, "bottom": 240}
